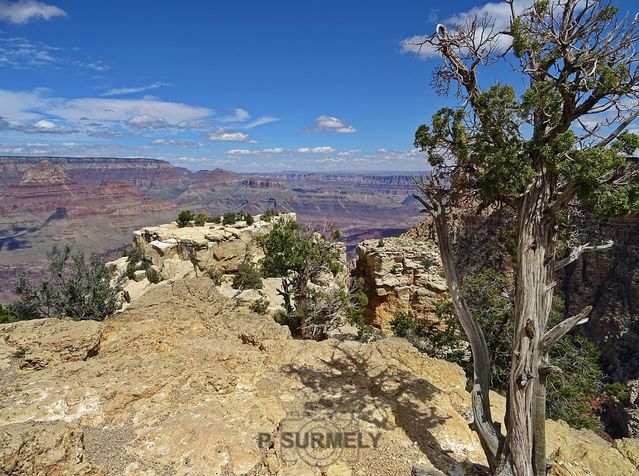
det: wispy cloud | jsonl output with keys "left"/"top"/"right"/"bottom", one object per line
{"left": 208, "top": 129, "right": 256, "bottom": 143}
{"left": 0, "top": 0, "right": 67, "bottom": 24}
{"left": 244, "top": 116, "right": 279, "bottom": 129}
{"left": 151, "top": 138, "right": 202, "bottom": 148}
{"left": 219, "top": 107, "right": 250, "bottom": 122}
{"left": 101, "top": 82, "right": 170, "bottom": 97}
{"left": 0, "top": 116, "right": 76, "bottom": 134}
{"left": 0, "top": 37, "right": 110, "bottom": 71}
{"left": 296, "top": 146, "right": 336, "bottom": 154}
{"left": 312, "top": 115, "right": 357, "bottom": 134}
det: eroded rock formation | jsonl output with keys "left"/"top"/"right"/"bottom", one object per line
{"left": 353, "top": 237, "right": 448, "bottom": 331}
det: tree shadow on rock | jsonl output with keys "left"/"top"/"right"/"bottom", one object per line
{"left": 281, "top": 342, "right": 475, "bottom": 472}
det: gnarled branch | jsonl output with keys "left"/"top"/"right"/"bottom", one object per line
{"left": 415, "top": 183, "right": 503, "bottom": 470}
{"left": 541, "top": 306, "right": 592, "bottom": 352}
{"left": 554, "top": 240, "right": 614, "bottom": 271}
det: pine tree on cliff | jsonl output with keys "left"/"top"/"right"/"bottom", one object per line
{"left": 412, "top": 1, "right": 639, "bottom": 474}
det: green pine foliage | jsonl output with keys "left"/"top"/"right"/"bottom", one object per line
{"left": 260, "top": 208, "right": 280, "bottom": 222}
{"left": 176, "top": 210, "right": 195, "bottom": 227}
{"left": 13, "top": 244, "right": 123, "bottom": 321}
{"left": 393, "top": 268, "right": 621, "bottom": 432}
{"left": 0, "top": 304, "right": 17, "bottom": 324}
{"left": 231, "top": 259, "right": 263, "bottom": 291}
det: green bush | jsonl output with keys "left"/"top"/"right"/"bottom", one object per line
{"left": 146, "top": 267, "right": 161, "bottom": 284}
{"left": 232, "top": 260, "right": 263, "bottom": 291}
{"left": 261, "top": 208, "right": 280, "bottom": 222}
{"left": 222, "top": 211, "right": 254, "bottom": 226}
{"left": 176, "top": 210, "right": 195, "bottom": 227}
{"left": 390, "top": 311, "right": 416, "bottom": 338}
{"left": 13, "top": 244, "right": 122, "bottom": 321}
{"left": 222, "top": 211, "right": 237, "bottom": 225}
{"left": 194, "top": 212, "right": 208, "bottom": 226}
{"left": 250, "top": 297, "right": 270, "bottom": 314}
{"left": 242, "top": 211, "right": 254, "bottom": 226}
{"left": 412, "top": 268, "right": 623, "bottom": 433}
{"left": 0, "top": 304, "right": 17, "bottom": 324}
{"left": 207, "top": 215, "right": 221, "bottom": 224}
{"left": 126, "top": 261, "right": 138, "bottom": 279}
{"left": 257, "top": 219, "right": 344, "bottom": 340}
{"left": 126, "top": 246, "right": 144, "bottom": 264}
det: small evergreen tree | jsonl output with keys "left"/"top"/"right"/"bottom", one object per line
{"left": 231, "top": 258, "right": 263, "bottom": 292}
{"left": 261, "top": 208, "right": 280, "bottom": 222}
{"left": 258, "top": 219, "right": 344, "bottom": 339}
{"left": 0, "top": 304, "right": 17, "bottom": 324}
{"left": 194, "top": 212, "right": 208, "bottom": 226}
{"left": 13, "top": 244, "right": 122, "bottom": 321}
{"left": 176, "top": 210, "right": 194, "bottom": 228}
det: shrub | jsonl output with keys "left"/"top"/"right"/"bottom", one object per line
{"left": 207, "top": 215, "right": 221, "bottom": 224}
{"left": 194, "top": 212, "right": 208, "bottom": 226}
{"left": 126, "top": 261, "right": 138, "bottom": 279}
{"left": 390, "top": 311, "right": 416, "bottom": 338}
{"left": 222, "top": 211, "right": 254, "bottom": 226}
{"left": 206, "top": 267, "right": 224, "bottom": 286}
{"left": 258, "top": 219, "right": 344, "bottom": 340}
{"left": 13, "top": 244, "right": 123, "bottom": 321}
{"left": 377, "top": 239, "right": 385, "bottom": 247}
{"left": 176, "top": 210, "right": 195, "bottom": 227}
{"left": 232, "top": 259, "right": 263, "bottom": 291}
{"left": 250, "top": 297, "right": 270, "bottom": 314}
{"left": 0, "top": 304, "right": 17, "bottom": 324}
{"left": 242, "top": 211, "right": 254, "bottom": 226}
{"left": 261, "top": 208, "right": 280, "bottom": 222}
{"left": 222, "top": 211, "right": 237, "bottom": 225}
{"left": 126, "top": 246, "right": 144, "bottom": 264}
{"left": 146, "top": 267, "right": 161, "bottom": 284}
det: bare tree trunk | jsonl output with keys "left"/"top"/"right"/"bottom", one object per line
{"left": 502, "top": 181, "right": 554, "bottom": 476}
{"left": 431, "top": 202, "right": 507, "bottom": 473}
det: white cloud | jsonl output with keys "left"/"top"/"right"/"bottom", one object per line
{"left": 0, "top": 0, "right": 67, "bottom": 24}
{"left": 226, "top": 148, "right": 253, "bottom": 155}
{"left": 208, "top": 130, "right": 256, "bottom": 143}
{"left": 87, "top": 129, "right": 123, "bottom": 138}
{"left": 220, "top": 108, "right": 250, "bottom": 122}
{"left": 125, "top": 114, "right": 170, "bottom": 129}
{"left": 0, "top": 116, "right": 75, "bottom": 134}
{"left": 261, "top": 147, "right": 285, "bottom": 154}
{"left": 0, "top": 141, "right": 146, "bottom": 157}
{"left": 401, "top": 0, "right": 533, "bottom": 58}
{"left": 100, "top": 82, "right": 170, "bottom": 97}
{"left": 296, "top": 146, "right": 336, "bottom": 154}
{"left": 48, "top": 96, "right": 212, "bottom": 124}
{"left": 151, "top": 138, "right": 202, "bottom": 148}
{"left": 0, "top": 37, "right": 111, "bottom": 71}
{"left": 244, "top": 116, "right": 279, "bottom": 129}
{"left": 313, "top": 115, "right": 357, "bottom": 134}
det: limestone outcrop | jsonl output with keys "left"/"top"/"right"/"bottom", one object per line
{"left": 133, "top": 213, "right": 297, "bottom": 274}
{"left": 353, "top": 237, "right": 448, "bottom": 331}
{"left": 0, "top": 277, "right": 638, "bottom": 475}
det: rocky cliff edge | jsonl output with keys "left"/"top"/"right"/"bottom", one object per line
{"left": 1, "top": 277, "right": 639, "bottom": 475}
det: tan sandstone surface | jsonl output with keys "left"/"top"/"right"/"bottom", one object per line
{"left": 1, "top": 278, "right": 638, "bottom": 475}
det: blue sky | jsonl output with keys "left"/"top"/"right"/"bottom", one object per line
{"left": 0, "top": 0, "right": 636, "bottom": 172}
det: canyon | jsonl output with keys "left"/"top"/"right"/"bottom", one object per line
{"left": 0, "top": 156, "right": 422, "bottom": 302}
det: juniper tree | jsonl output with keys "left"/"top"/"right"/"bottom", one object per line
{"left": 411, "top": 1, "right": 639, "bottom": 474}
{"left": 257, "top": 219, "right": 343, "bottom": 338}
